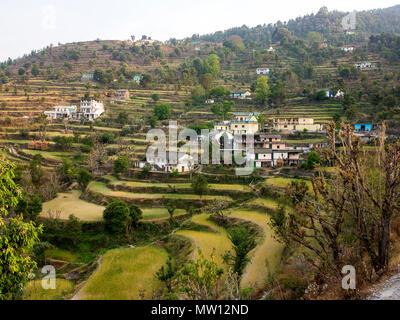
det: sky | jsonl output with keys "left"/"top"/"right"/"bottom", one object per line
{"left": 0, "top": 0, "right": 399, "bottom": 61}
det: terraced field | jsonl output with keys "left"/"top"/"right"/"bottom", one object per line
{"left": 88, "top": 181, "right": 232, "bottom": 203}
{"left": 176, "top": 214, "right": 232, "bottom": 268}
{"left": 75, "top": 246, "right": 168, "bottom": 300}
{"left": 41, "top": 190, "right": 105, "bottom": 221}
{"left": 229, "top": 209, "right": 283, "bottom": 290}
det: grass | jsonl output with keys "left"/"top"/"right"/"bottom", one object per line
{"left": 41, "top": 190, "right": 105, "bottom": 221}
{"left": 248, "top": 198, "right": 279, "bottom": 210}
{"left": 229, "top": 209, "right": 284, "bottom": 290}
{"left": 45, "top": 248, "right": 78, "bottom": 263}
{"left": 266, "top": 177, "right": 312, "bottom": 189}
{"left": 142, "top": 208, "right": 186, "bottom": 220}
{"left": 176, "top": 214, "right": 232, "bottom": 268}
{"left": 107, "top": 177, "right": 250, "bottom": 192}
{"left": 88, "top": 181, "right": 231, "bottom": 201}
{"left": 76, "top": 247, "right": 168, "bottom": 300}
{"left": 24, "top": 149, "right": 75, "bottom": 161}
{"left": 24, "top": 279, "right": 74, "bottom": 300}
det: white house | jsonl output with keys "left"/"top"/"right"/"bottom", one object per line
{"left": 256, "top": 68, "right": 270, "bottom": 76}
{"left": 205, "top": 99, "right": 215, "bottom": 104}
{"left": 230, "top": 91, "right": 251, "bottom": 100}
{"left": 140, "top": 153, "right": 195, "bottom": 173}
{"left": 44, "top": 105, "right": 78, "bottom": 120}
{"left": 79, "top": 100, "right": 105, "bottom": 120}
{"left": 341, "top": 46, "right": 354, "bottom": 53}
{"left": 354, "top": 62, "right": 373, "bottom": 69}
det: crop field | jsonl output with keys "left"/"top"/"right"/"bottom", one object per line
{"left": 106, "top": 176, "right": 251, "bottom": 193}
{"left": 24, "top": 279, "right": 74, "bottom": 300}
{"left": 265, "top": 177, "right": 312, "bottom": 189}
{"left": 229, "top": 209, "right": 284, "bottom": 290}
{"left": 176, "top": 214, "right": 232, "bottom": 268}
{"left": 41, "top": 190, "right": 105, "bottom": 221}
{"left": 141, "top": 207, "right": 187, "bottom": 220}
{"left": 88, "top": 181, "right": 231, "bottom": 202}
{"left": 75, "top": 246, "right": 168, "bottom": 300}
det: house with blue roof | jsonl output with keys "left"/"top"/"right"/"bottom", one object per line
{"left": 214, "top": 112, "right": 260, "bottom": 135}
{"left": 354, "top": 124, "right": 373, "bottom": 132}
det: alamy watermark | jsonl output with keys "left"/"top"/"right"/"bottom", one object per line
{"left": 342, "top": 11, "right": 357, "bottom": 31}
{"left": 41, "top": 265, "right": 56, "bottom": 290}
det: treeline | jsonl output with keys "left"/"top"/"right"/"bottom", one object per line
{"left": 198, "top": 5, "right": 400, "bottom": 47}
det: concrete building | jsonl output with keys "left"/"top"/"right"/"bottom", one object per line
{"left": 139, "top": 153, "right": 194, "bottom": 173}
{"left": 354, "top": 62, "right": 373, "bottom": 69}
{"left": 341, "top": 46, "right": 354, "bottom": 53}
{"left": 354, "top": 123, "right": 373, "bottom": 132}
{"left": 115, "top": 89, "right": 130, "bottom": 100}
{"left": 230, "top": 91, "right": 251, "bottom": 100}
{"left": 256, "top": 68, "right": 270, "bottom": 76}
{"left": 79, "top": 100, "right": 105, "bottom": 121}
{"left": 271, "top": 117, "right": 323, "bottom": 133}
{"left": 44, "top": 105, "right": 78, "bottom": 120}
{"left": 214, "top": 113, "right": 260, "bottom": 135}
{"left": 81, "top": 73, "right": 94, "bottom": 82}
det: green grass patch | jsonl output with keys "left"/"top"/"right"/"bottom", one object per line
{"left": 25, "top": 279, "right": 74, "bottom": 300}
{"left": 76, "top": 247, "right": 168, "bottom": 300}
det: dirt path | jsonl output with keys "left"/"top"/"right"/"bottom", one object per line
{"left": 71, "top": 256, "right": 102, "bottom": 300}
{"left": 367, "top": 273, "right": 400, "bottom": 300}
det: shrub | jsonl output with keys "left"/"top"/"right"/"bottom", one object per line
{"left": 103, "top": 199, "right": 130, "bottom": 234}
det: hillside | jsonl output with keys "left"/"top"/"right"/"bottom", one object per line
{"left": 199, "top": 5, "right": 400, "bottom": 45}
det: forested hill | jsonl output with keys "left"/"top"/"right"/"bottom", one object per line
{"left": 198, "top": 5, "right": 400, "bottom": 45}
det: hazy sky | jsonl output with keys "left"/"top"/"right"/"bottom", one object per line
{"left": 1, "top": 0, "right": 399, "bottom": 61}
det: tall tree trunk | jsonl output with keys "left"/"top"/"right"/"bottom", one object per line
{"left": 377, "top": 214, "right": 391, "bottom": 273}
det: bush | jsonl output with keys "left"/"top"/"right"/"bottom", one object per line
{"left": 113, "top": 156, "right": 129, "bottom": 175}
{"left": 103, "top": 199, "right": 130, "bottom": 234}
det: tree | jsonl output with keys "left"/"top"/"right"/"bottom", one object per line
{"left": 53, "top": 136, "right": 73, "bottom": 151}
{"left": 16, "top": 194, "right": 42, "bottom": 221}
{"left": 29, "top": 154, "right": 43, "bottom": 186}
{"left": 31, "top": 64, "right": 40, "bottom": 77}
{"left": 140, "top": 74, "right": 152, "bottom": 88}
{"left": 77, "top": 168, "right": 93, "bottom": 191}
{"left": 305, "top": 151, "right": 322, "bottom": 170}
{"left": 255, "top": 76, "right": 270, "bottom": 106}
{"left": 270, "top": 122, "right": 400, "bottom": 279}
{"left": 113, "top": 156, "right": 129, "bottom": 175}
{"left": 211, "top": 101, "right": 234, "bottom": 121}
{"left": 117, "top": 111, "right": 129, "bottom": 125}
{"left": 175, "top": 250, "right": 224, "bottom": 300}
{"left": 151, "top": 93, "right": 160, "bottom": 102}
{"left": 223, "top": 227, "right": 256, "bottom": 276}
{"left": 199, "top": 73, "right": 213, "bottom": 92}
{"left": 103, "top": 199, "right": 130, "bottom": 234}
{"left": 166, "top": 199, "right": 177, "bottom": 220}
{"left": 155, "top": 257, "right": 176, "bottom": 293}
{"left": 191, "top": 175, "right": 209, "bottom": 203}
{"left": 224, "top": 35, "right": 245, "bottom": 52}
{"left": 153, "top": 103, "right": 171, "bottom": 120}
{"left": 209, "top": 86, "right": 227, "bottom": 99}
{"left": 191, "top": 86, "right": 206, "bottom": 104}
{"left": 0, "top": 160, "right": 42, "bottom": 300}
{"left": 205, "top": 54, "right": 220, "bottom": 76}
{"left": 308, "top": 31, "right": 323, "bottom": 47}
{"left": 129, "top": 204, "right": 142, "bottom": 228}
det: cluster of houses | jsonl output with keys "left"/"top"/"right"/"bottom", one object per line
{"left": 44, "top": 100, "right": 105, "bottom": 121}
